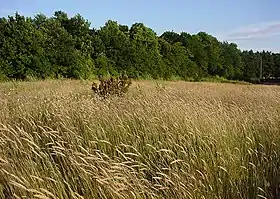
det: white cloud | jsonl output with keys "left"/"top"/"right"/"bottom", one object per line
{"left": 226, "top": 21, "right": 280, "bottom": 40}
{"left": 213, "top": 21, "right": 280, "bottom": 52}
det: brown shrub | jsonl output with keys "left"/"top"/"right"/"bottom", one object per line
{"left": 92, "top": 74, "right": 132, "bottom": 98}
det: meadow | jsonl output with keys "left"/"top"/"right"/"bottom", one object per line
{"left": 0, "top": 79, "right": 280, "bottom": 199}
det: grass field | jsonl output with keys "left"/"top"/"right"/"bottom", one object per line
{"left": 0, "top": 80, "right": 280, "bottom": 199}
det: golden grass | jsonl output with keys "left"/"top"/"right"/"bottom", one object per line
{"left": 0, "top": 79, "right": 280, "bottom": 199}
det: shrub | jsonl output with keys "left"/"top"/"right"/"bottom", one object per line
{"left": 92, "top": 74, "right": 132, "bottom": 98}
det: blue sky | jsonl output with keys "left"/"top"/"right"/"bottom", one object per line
{"left": 1, "top": 0, "right": 280, "bottom": 52}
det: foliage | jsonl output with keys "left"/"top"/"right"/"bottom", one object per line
{"left": 91, "top": 74, "right": 132, "bottom": 98}
{"left": 0, "top": 11, "right": 279, "bottom": 82}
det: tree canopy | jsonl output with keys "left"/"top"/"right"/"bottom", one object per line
{"left": 0, "top": 11, "right": 279, "bottom": 81}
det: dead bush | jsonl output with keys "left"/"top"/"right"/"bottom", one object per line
{"left": 92, "top": 74, "right": 132, "bottom": 98}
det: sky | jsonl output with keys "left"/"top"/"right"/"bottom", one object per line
{"left": 1, "top": 0, "right": 280, "bottom": 52}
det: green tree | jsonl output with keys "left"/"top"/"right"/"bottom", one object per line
{"left": 273, "top": 53, "right": 280, "bottom": 77}
{"left": 97, "top": 20, "right": 132, "bottom": 74}
{"left": 129, "top": 23, "right": 162, "bottom": 78}
{"left": 197, "top": 32, "right": 222, "bottom": 76}
{"left": 160, "top": 31, "right": 180, "bottom": 44}
{"left": 220, "top": 42, "right": 243, "bottom": 79}
{"left": 261, "top": 51, "right": 274, "bottom": 78}
{"left": 39, "top": 14, "right": 93, "bottom": 79}
{"left": 0, "top": 13, "right": 48, "bottom": 79}
{"left": 159, "top": 38, "right": 197, "bottom": 79}
{"left": 67, "top": 14, "right": 93, "bottom": 56}
{"left": 180, "top": 33, "right": 208, "bottom": 78}
{"left": 242, "top": 50, "right": 259, "bottom": 80}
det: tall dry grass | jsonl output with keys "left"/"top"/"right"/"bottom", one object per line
{"left": 0, "top": 79, "right": 280, "bottom": 199}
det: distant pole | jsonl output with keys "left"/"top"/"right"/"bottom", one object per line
{"left": 260, "top": 55, "right": 263, "bottom": 80}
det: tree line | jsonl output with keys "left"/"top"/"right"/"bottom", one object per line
{"left": 0, "top": 11, "right": 279, "bottom": 82}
